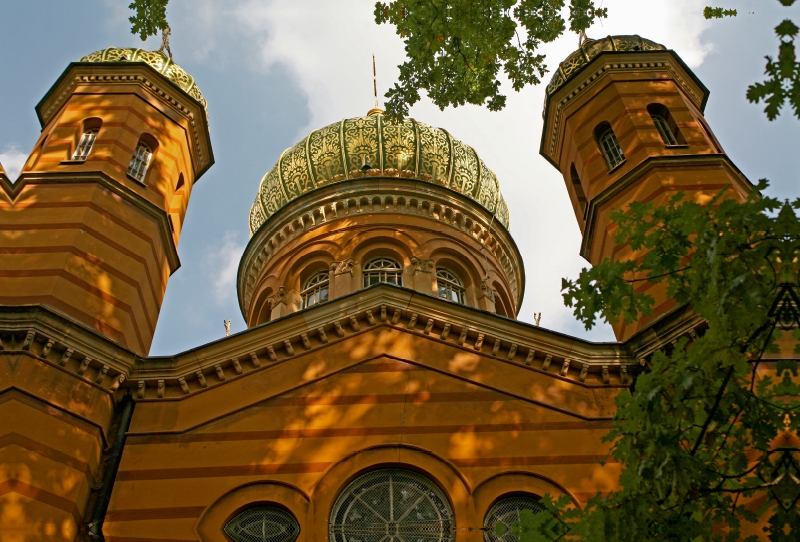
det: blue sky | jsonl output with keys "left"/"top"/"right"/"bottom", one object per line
{"left": 1, "top": 0, "right": 798, "bottom": 355}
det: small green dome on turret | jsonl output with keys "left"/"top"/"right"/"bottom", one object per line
{"left": 80, "top": 47, "right": 206, "bottom": 110}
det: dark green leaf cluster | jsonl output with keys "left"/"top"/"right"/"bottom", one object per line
{"left": 522, "top": 184, "right": 800, "bottom": 540}
{"left": 129, "top": 0, "right": 169, "bottom": 41}
{"left": 373, "top": 0, "right": 606, "bottom": 119}
{"left": 703, "top": 7, "right": 738, "bottom": 19}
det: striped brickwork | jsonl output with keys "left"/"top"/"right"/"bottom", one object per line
{"left": 542, "top": 50, "right": 751, "bottom": 341}
{"left": 1, "top": 64, "right": 212, "bottom": 355}
{"left": 106, "top": 324, "right": 625, "bottom": 542}
{"left": 0, "top": 347, "right": 115, "bottom": 541}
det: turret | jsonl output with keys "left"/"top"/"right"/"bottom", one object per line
{"left": 541, "top": 35, "right": 750, "bottom": 340}
{"left": 2, "top": 47, "right": 213, "bottom": 355}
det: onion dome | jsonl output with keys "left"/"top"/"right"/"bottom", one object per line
{"left": 79, "top": 47, "right": 206, "bottom": 110}
{"left": 249, "top": 111, "right": 510, "bottom": 234}
{"left": 545, "top": 35, "right": 666, "bottom": 100}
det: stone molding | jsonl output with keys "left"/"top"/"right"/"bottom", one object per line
{"left": 267, "top": 287, "right": 289, "bottom": 309}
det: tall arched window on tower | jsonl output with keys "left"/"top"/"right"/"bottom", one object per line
{"left": 128, "top": 134, "right": 158, "bottom": 183}
{"left": 436, "top": 267, "right": 466, "bottom": 304}
{"left": 363, "top": 257, "right": 403, "bottom": 287}
{"left": 594, "top": 122, "right": 625, "bottom": 170}
{"left": 648, "top": 103, "right": 683, "bottom": 146}
{"left": 301, "top": 270, "right": 329, "bottom": 309}
{"left": 72, "top": 118, "right": 102, "bottom": 161}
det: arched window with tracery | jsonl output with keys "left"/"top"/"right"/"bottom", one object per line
{"left": 594, "top": 122, "right": 625, "bottom": 170}
{"left": 647, "top": 103, "right": 683, "bottom": 146}
{"left": 436, "top": 267, "right": 466, "bottom": 304}
{"left": 483, "top": 495, "right": 545, "bottom": 542}
{"left": 301, "top": 270, "right": 329, "bottom": 309}
{"left": 128, "top": 134, "right": 158, "bottom": 183}
{"left": 363, "top": 257, "right": 403, "bottom": 287}
{"left": 72, "top": 118, "right": 102, "bottom": 161}
{"left": 329, "top": 468, "right": 455, "bottom": 542}
{"left": 224, "top": 506, "right": 299, "bottom": 542}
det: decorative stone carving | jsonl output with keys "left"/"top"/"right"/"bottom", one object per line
{"left": 250, "top": 352, "right": 262, "bottom": 367}
{"left": 331, "top": 258, "right": 355, "bottom": 276}
{"left": 411, "top": 257, "right": 435, "bottom": 274}
{"left": 268, "top": 287, "right": 289, "bottom": 309}
{"left": 479, "top": 279, "right": 496, "bottom": 302}
{"left": 232, "top": 359, "right": 243, "bottom": 374}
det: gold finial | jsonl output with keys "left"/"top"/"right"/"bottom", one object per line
{"left": 367, "top": 54, "right": 385, "bottom": 116}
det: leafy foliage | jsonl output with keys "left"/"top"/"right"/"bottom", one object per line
{"left": 707, "top": 1, "right": 800, "bottom": 120}
{"left": 373, "top": 0, "right": 606, "bottom": 119}
{"left": 519, "top": 184, "right": 800, "bottom": 540}
{"left": 128, "top": 0, "right": 169, "bottom": 41}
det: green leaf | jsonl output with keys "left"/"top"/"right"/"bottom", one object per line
{"left": 129, "top": 0, "right": 169, "bottom": 41}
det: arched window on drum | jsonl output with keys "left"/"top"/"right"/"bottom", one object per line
{"left": 436, "top": 267, "right": 466, "bottom": 304}
{"left": 301, "top": 270, "right": 329, "bottom": 309}
{"left": 363, "top": 257, "right": 403, "bottom": 288}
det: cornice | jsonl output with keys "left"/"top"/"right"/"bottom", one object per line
{"left": 0, "top": 287, "right": 705, "bottom": 411}
{"left": 0, "top": 306, "right": 138, "bottom": 397}
{"left": 539, "top": 50, "right": 710, "bottom": 168}
{"left": 6, "top": 171, "right": 181, "bottom": 274}
{"left": 120, "top": 284, "right": 703, "bottom": 402}
{"left": 579, "top": 153, "right": 753, "bottom": 260}
{"left": 35, "top": 63, "right": 214, "bottom": 180}
{"left": 238, "top": 178, "right": 526, "bottom": 315}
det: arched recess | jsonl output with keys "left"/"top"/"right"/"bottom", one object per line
{"left": 251, "top": 284, "right": 275, "bottom": 326}
{"left": 196, "top": 480, "right": 310, "bottom": 542}
{"left": 429, "top": 249, "right": 482, "bottom": 307}
{"left": 283, "top": 248, "right": 336, "bottom": 293}
{"left": 472, "top": 471, "right": 580, "bottom": 521}
{"left": 307, "top": 444, "right": 473, "bottom": 536}
{"left": 351, "top": 234, "right": 416, "bottom": 289}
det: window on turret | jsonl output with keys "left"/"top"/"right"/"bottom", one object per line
{"left": 436, "top": 268, "right": 466, "bottom": 304}
{"left": 72, "top": 118, "right": 102, "bottom": 161}
{"left": 128, "top": 134, "right": 158, "bottom": 183}
{"left": 648, "top": 103, "right": 684, "bottom": 146}
{"left": 363, "top": 257, "right": 403, "bottom": 288}
{"left": 128, "top": 142, "right": 152, "bottom": 182}
{"left": 594, "top": 122, "right": 625, "bottom": 170}
{"left": 301, "top": 270, "right": 330, "bottom": 309}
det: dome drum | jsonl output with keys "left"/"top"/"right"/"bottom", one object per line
{"left": 238, "top": 178, "right": 524, "bottom": 326}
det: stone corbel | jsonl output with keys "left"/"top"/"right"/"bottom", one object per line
{"left": 331, "top": 258, "right": 355, "bottom": 276}
{"left": 411, "top": 257, "right": 435, "bottom": 274}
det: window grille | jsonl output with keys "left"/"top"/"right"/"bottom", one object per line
{"left": 329, "top": 468, "right": 455, "bottom": 542}
{"left": 483, "top": 496, "right": 545, "bottom": 542}
{"left": 650, "top": 111, "right": 679, "bottom": 146}
{"left": 128, "top": 142, "right": 152, "bottom": 182}
{"left": 596, "top": 126, "right": 625, "bottom": 170}
{"left": 224, "top": 507, "right": 299, "bottom": 542}
{"left": 301, "top": 270, "right": 330, "bottom": 309}
{"left": 436, "top": 268, "right": 466, "bottom": 304}
{"left": 72, "top": 130, "right": 98, "bottom": 161}
{"left": 363, "top": 257, "right": 403, "bottom": 288}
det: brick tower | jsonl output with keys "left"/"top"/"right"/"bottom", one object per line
{"left": 540, "top": 35, "right": 751, "bottom": 340}
{"left": 0, "top": 48, "right": 212, "bottom": 539}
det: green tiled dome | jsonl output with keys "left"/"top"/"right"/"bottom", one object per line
{"left": 80, "top": 47, "right": 206, "bottom": 110}
{"left": 545, "top": 35, "right": 666, "bottom": 99}
{"left": 249, "top": 112, "right": 510, "bottom": 235}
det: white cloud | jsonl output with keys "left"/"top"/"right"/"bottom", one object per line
{"left": 185, "top": 0, "right": 715, "bottom": 340}
{"left": 0, "top": 145, "right": 28, "bottom": 180}
{"left": 206, "top": 232, "right": 246, "bottom": 305}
